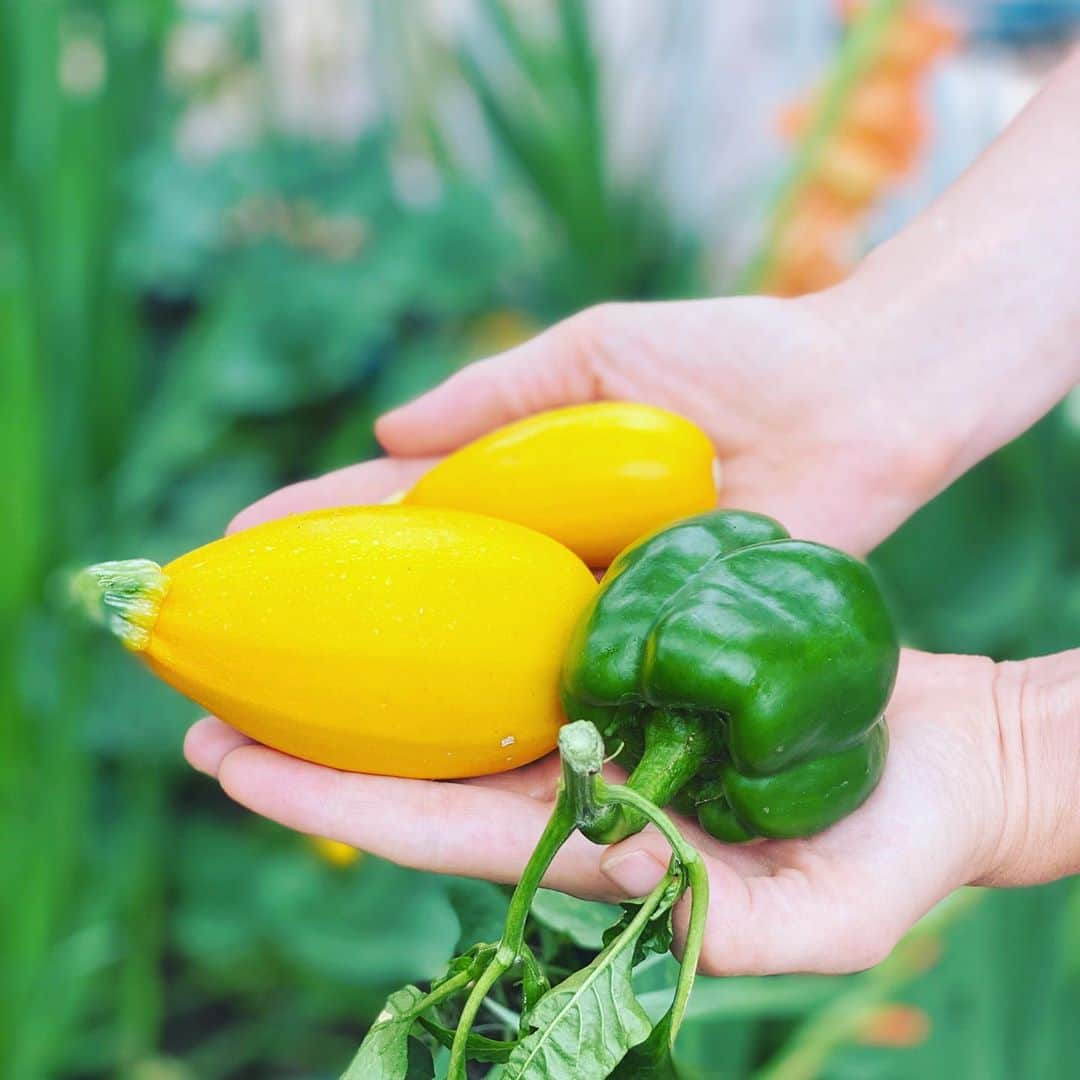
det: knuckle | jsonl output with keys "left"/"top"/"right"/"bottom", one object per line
{"left": 563, "top": 302, "right": 626, "bottom": 358}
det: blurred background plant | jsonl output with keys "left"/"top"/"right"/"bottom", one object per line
{"left": 2, "top": 1, "right": 1079, "bottom": 1078}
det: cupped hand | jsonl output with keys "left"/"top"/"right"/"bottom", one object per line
{"left": 185, "top": 617, "right": 1010, "bottom": 976}
{"left": 185, "top": 448, "right": 1020, "bottom": 977}
{"left": 232, "top": 294, "right": 955, "bottom": 556}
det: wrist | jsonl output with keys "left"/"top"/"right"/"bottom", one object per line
{"left": 976, "top": 651, "right": 1080, "bottom": 887}
{"left": 797, "top": 284, "right": 970, "bottom": 519}
{"left": 807, "top": 41, "right": 1080, "bottom": 495}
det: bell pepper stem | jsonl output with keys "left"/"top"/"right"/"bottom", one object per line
{"left": 584, "top": 709, "right": 711, "bottom": 844}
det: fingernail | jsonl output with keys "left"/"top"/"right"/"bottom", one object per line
{"left": 601, "top": 849, "right": 667, "bottom": 898}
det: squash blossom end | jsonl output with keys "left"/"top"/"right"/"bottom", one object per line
{"left": 72, "top": 558, "right": 169, "bottom": 652}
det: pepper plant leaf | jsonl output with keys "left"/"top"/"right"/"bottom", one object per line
{"left": 530, "top": 888, "right": 622, "bottom": 949}
{"left": 416, "top": 1016, "right": 516, "bottom": 1063}
{"left": 341, "top": 985, "right": 425, "bottom": 1080}
{"left": 502, "top": 933, "right": 652, "bottom": 1078}
{"left": 602, "top": 899, "right": 676, "bottom": 967}
{"left": 609, "top": 1012, "right": 681, "bottom": 1079}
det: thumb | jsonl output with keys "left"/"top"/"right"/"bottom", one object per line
{"left": 375, "top": 312, "right": 603, "bottom": 456}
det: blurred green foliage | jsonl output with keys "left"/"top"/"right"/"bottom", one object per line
{"left": 1, "top": 2, "right": 1078, "bottom": 1079}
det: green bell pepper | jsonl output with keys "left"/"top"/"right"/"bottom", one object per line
{"left": 560, "top": 510, "right": 899, "bottom": 844}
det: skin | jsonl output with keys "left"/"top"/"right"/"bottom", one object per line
{"left": 185, "top": 49, "right": 1080, "bottom": 975}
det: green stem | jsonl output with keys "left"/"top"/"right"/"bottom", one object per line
{"left": 412, "top": 966, "right": 475, "bottom": 1018}
{"left": 600, "top": 859, "right": 683, "bottom": 956}
{"left": 446, "top": 723, "right": 605, "bottom": 1079}
{"left": 598, "top": 781, "right": 710, "bottom": 1046}
{"left": 584, "top": 710, "right": 711, "bottom": 845}
{"left": 736, "top": 0, "right": 905, "bottom": 294}
{"left": 447, "top": 721, "right": 711, "bottom": 1072}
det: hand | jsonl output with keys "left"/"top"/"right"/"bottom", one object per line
{"left": 188, "top": 48, "right": 1080, "bottom": 973}
{"left": 232, "top": 294, "right": 956, "bottom": 557}
{"left": 185, "top": 450, "right": 1080, "bottom": 975}
{"left": 185, "top": 614, "right": 1074, "bottom": 975}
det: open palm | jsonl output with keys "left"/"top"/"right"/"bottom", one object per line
{"left": 187, "top": 435, "right": 1006, "bottom": 976}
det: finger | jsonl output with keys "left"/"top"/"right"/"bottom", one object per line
{"left": 464, "top": 756, "right": 628, "bottom": 800}
{"left": 228, "top": 457, "right": 437, "bottom": 535}
{"left": 601, "top": 831, "right": 901, "bottom": 976}
{"left": 213, "top": 742, "right": 620, "bottom": 899}
{"left": 184, "top": 716, "right": 253, "bottom": 776}
{"left": 375, "top": 316, "right": 602, "bottom": 456}
{"left": 462, "top": 753, "right": 565, "bottom": 799}
{"left": 600, "top": 825, "right": 773, "bottom": 897}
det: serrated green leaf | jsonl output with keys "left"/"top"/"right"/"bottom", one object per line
{"left": 341, "top": 985, "right": 425, "bottom": 1080}
{"left": 503, "top": 940, "right": 651, "bottom": 1078}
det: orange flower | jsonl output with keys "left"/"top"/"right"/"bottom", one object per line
{"left": 762, "top": 2, "right": 958, "bottom": 296}
{"left": 858, "top": 1003, "right": 932, "bottom": 1048}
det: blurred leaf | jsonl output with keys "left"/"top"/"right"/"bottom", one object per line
{"left": 640, "top": 974, "right": 841, "bottom": 1023}
{"left": 456, "top": 0, "right": 700, "bottom": 306}
{"left": 175, "top": 823, "right": 459, "bottom": 992}
{"left": 870, "top": 428, "right": 1061, "bottom": 658}
{"left": 445, "top": 879, "right": 510, "bottom": 953}
{"left": 530, "top": 889, "right": 622, "bottom": 950}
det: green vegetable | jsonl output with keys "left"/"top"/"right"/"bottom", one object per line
{"left": 339, "top": 510, "right": 900, "bottom": 1078}
{"left": 561, "top": 510, "right": 899, "bottom": 844}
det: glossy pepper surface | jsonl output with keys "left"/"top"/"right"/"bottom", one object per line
{"left": 560, "top": 510, "right": 899, "bottom": 843}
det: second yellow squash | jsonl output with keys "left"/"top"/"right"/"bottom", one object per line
{"left": 402, "top": 403, "right": 718, "bottom": 567}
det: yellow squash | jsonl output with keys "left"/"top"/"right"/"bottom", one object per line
{"left": 402, "top": 402, "right": 718, "bottom": 566}
{"left": 76, "top": 506, "right": 598, "bottom": 778}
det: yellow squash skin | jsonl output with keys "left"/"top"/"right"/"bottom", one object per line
{"left": 402, "top": 403, "right": 718, "bottom": 567}
{"left": 136, "top": 507, "right": 597, "bottom": 778}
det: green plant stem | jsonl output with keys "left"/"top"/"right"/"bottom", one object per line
{"left": 602, "top": 861, "right": 683, "bottom": 956}
{"left": 754, "top": 889, "right": 983, "bottom": 1080}
{"left": 597, "top": 781, "right": 710, "bottom": 1046}
{"left": 448, "top": 721, "right": 711, "bottom": 1074}
{"left": 447, "top": 725, "right": 604, "bottom": 1079}
{"left": 412, "top": 966, "right": 476, "bottom": 1018}
{"left": 737, "top": 0, "right": 905, "bottom": 293}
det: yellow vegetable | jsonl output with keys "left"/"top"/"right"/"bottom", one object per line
{"left": 75, "top": 507, "right": 597, "bottom": 778}
{"left": 402, "top": 403, "right": 718, "bottom": 566}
